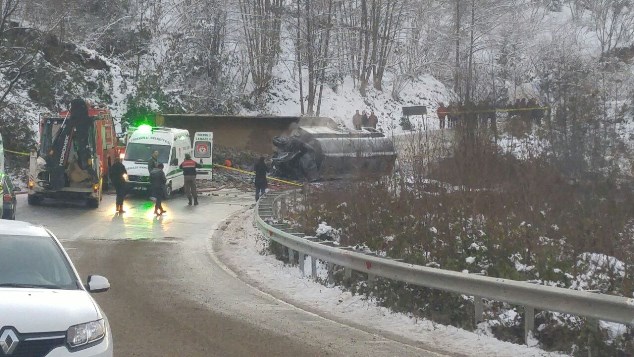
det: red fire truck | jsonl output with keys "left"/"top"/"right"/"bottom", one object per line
{"left": 28, "top": 103, "right": 124, "bottom": 207}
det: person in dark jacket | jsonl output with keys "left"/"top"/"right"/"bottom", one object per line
{"left": 148, "top": 150, "right": 159, "bottom": 173}
{"left": 109, "top": 156, "right": 128, "bottom": 213}
{"left": 368, "top": 111, "right": 378, "bottom": 129}
{"left": 361, "top": 110, "right": 369, "bottom": 128}
{"left": 179, "top": 153, "right": 201, "bottom": 205}
{"left": 352, "top": 110, "right": 362, "bottom": 130}
{"left": 254, "top": 156, "right": 268, "bottom": 201}
{"left": 150, "top": 163, "right": 167, "bottom": 215}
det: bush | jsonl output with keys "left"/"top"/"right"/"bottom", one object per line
{"left": 399, "top": 116, "right": 413, "bottom": 131}
{"left": 284, "top": 133, "right": 634, "bottom": 354}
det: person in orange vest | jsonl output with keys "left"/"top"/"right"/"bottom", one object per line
{"left": 179, "top": 153, "right": 202, "bottom": 205}
{"left": 436, "top": 102, "right": 448, "bottom": 129}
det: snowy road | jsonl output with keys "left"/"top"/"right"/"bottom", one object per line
{"left": 14, "top": 190, "right": 446, "bottom": 356}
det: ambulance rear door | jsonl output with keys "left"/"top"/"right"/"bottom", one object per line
{"left": 193, "top": 132, "right": 213, "bottom": 180}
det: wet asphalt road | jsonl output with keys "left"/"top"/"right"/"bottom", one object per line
{"left": 14, "top": 190, "right": 446, "bottom": 357}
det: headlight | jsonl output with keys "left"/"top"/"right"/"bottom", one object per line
{"left": 67, "top": 319, "right": 106, "bottom": 349}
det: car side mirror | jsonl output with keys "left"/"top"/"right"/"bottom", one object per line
{"left": 86, "top": 275, "right": 110, "bottom": 293}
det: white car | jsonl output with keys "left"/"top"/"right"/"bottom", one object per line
{"left": 0, "top": 220, "right": 113, "bottom": 356}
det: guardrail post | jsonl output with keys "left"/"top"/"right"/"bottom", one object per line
{"left": 280, "top": 197, "right": 287, "bottom": 220}
{"left": 311, "top": 256, "right": 317, "bottom": 279}
{"left": 288, "top": 248, "right": 295, "bottom": 266}
{"left": 344, "top": 267, "right": 352, "bottom": 279}
{"left": 524, "top": 306, "right": 534, "bottom": 344}
{"left": 298, "top": 252, "right": 305, "bottom": 276}
{"left": 587, "top": 318, "right": 599, "bottom": 357}
{"left": 474, "top": 296, "right": 484, "bottom": 324}
{"left": 327, "top": 263, "right": 334, "bottom": 285}
{"left": 368, "top": 273, "right": 377, "bottom": 287}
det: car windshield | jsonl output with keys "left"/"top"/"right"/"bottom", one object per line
{"left": 0, "top": 235, "right": 80, "bottom": 290}
{"left": 124, "top": 143, "right": 170, "bottom": 163}
{"left": 39, "top": 120, "right": 63, "bottom": 157}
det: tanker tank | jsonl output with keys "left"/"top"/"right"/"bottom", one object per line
{"left": 271, "top": 118, "right": 396, "bottom": 181}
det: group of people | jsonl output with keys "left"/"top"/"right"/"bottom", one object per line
{"left": 436, "top": 101, "right": 497, "bottom": 130}
{"left": 436, "top": 98, "right": 546, "bottom": 130}
{"left": 352, "top": 110, "right": 378, "bottom": 130}
{"left": 108, "top": 150, "right": 202, "bottom": 216}
{"left": 108, "top": 152, "right": 270, "bottom": 216}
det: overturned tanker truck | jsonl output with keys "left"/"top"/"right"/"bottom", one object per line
{"left": 271, "top": 118, "right": 397, "bottom": 181}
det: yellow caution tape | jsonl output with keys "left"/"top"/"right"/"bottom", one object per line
{"left": 4, "top": 149, "right": 30, "bottom": 156}
{"left": 215, "top": 164, "right": 303, "bottom": 187}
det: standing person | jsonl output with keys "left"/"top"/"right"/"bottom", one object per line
{"left": 254, "top": 156, "right": 268, "bottom": 201}
{"left": 361, "top": 110, "right": 369, "bottom": 128}
{"left": 150, "top": 163, "right": 167, "bottom": 215}
{"left": 352, "top": 110, "right": 362, "bottom": 130}
{"left": 368, "top": 111, "right": 378, "bottom": 129}
{"left": 148, "top": 150, "right": 159, "bottom": 173}
{"left": 180, "top": 153, "right": 201, "bottom": 206}
{"left": 436, "top": 102, "right": 448, "bottom": 129}
{"left": 109, "top": 156, "right": 128, "bottom": 213}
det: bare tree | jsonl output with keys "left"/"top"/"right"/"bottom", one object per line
{"left": 391, "top": 1, "right": 452, "bottom": 100}
{"left": 0, "top": 0, "right": 37, "bottom": 108}
{"left": 293, "top": 0, "right": 334, "bottom": 115}
{"left": 239, "top": 0, "right": 283, "bottom": 95}
{"left": 335, "top": 0, "right": 405, "bottom": 95}
{"left": 576, "top": 0, "right": 634, "bottom": 57}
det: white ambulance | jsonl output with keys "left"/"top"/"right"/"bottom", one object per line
{"left": 122, "top": 126, "right": 192, "bottom": 197}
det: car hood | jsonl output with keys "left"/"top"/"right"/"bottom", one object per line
{"left": 0, "top": 289, "right": 101, "bottom": 332}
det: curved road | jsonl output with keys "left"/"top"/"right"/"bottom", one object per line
{"left": 14, "top": 191, "right": 447, "bottom": 356}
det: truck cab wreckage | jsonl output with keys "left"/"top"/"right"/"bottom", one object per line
{"left": 271, "top": 118, "right": 397, "bottom": 181}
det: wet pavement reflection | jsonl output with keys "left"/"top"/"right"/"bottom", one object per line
{"left": 15, "top": 189, "right": 254, "bottom": 242}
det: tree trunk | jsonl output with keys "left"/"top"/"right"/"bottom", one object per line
{"left": 296, "top": 0, "right": 304, "bottom": 115}
{"left": 316, "top": 0, "right": 334, "bottom": 116}
{"left": 305, "top": 0, "right": 315, "bottom": 114}
{"left": 465, "top": 0, "right": 475, "bottom": 102}
{"left": 454, "top": 0, "right": 461, "bottom": 98}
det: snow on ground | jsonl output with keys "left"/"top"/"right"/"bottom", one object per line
{"left": 216, "top": 207, "right": 566, "bottom": 357}
{"left": 261, "top": 70, "right": 449, "bottom": 136}
{"left": 246, "top": 21, "right": 451, "bottom": 135}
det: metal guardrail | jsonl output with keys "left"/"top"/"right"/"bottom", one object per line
{"left": 254, "top": 190, "right": 634, "bottom": 343}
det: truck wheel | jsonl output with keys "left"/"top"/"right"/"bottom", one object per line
{"left": 87, "top": 198, "right": 100, "bottom": 208}
{"left": 164, "top": 183, "right": 172, "bottom": 199}
{"left": 28, "top": 194, "right": 42, "bottom": 206}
